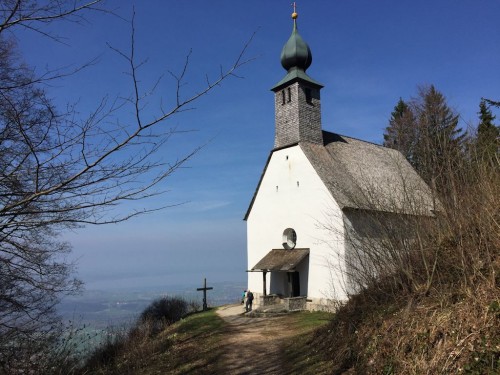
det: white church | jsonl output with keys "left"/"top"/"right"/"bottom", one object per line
{"left": 245, "top": 10, "right": 435, "bottom": 311}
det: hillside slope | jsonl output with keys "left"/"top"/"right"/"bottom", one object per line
{"left": 79, "top": 307, "right": 332, "bottom": 374}
{"left": 78, "top": 283, "right": 498, "bottom": 374}
{"left": 309, "top": 276, "right": 499, "bottom": 374}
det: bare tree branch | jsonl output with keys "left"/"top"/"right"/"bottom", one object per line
{"left": 0, "top": 2, "right": 255, "bottom": 370}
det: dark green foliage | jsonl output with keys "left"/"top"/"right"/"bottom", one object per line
{"left": 384, "top": 86, "right": 466, "bottom": 205}
{"left": 415, "top": 86, "right": 465, "bottom": 197}
{"left": 479, "top": 99, "right": 496, "bottom": 126}
{"left": 139, "top": 296, "right": 189, "bottom": 325}
{"left": 476, "top": 99, "right": 499, "bottom": 166}
{"left": 483, "top": 98, "right": 500, "bottom": 108}
{"left": 383, "top": 98, "right": 418, "bottom": 163}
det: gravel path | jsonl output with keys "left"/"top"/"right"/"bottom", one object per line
{"left": 216, "top": 304, "right": 295, "bottom": 374}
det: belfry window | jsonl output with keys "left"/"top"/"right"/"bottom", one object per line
{"left": 281, "top": 90, "right": 286, "bottom": 105}
{"left": 287, "top": 87, "right": 292, "bottom": 102}
{"left": 305, "top": 88, "right": 312, "bottom": 104}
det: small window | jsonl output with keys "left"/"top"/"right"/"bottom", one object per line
{"left": 305, "top": 88, "right": 312, "bottom": 104}
{"left": 281, "top": 90, "right": 286, "bottom": 105}
{"left": 287, "top": 87, "right": 292, "bottom": 103}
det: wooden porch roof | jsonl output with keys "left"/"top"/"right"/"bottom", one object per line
{"left": 251, "top": 248, "right": 309, "bottom": 272}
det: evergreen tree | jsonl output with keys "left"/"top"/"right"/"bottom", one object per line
{"left": 483, "top": 98, "right": 500, "bottom": 108}
{"left": 414, "top": 85, "right": 465, "bottom": 201}
{"left": 384, "top": 86, "right": 466, "bottom": 204}
{"left": 476, "top": 99, "right": 499, "bottom": 166}
{"left": 383, "top": 98, "right": 418, "bottom": 164}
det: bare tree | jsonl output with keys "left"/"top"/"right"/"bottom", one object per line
{"left": 0, "top": 1, "right": 253, "bottom": 371}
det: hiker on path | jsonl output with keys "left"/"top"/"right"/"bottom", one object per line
{"left": 245, "top": 290, "right": 254, "bottom": 312}
{"left": 241, "top": 290, "right": 246, "bottom": 304}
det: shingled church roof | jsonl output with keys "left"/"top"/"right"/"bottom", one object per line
{"left": 244, "top": 131, "right": 437, "bottom": 221}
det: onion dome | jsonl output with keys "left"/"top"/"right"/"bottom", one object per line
{"left": 280, "top": 14, "right": 312, "bottom": 72}
{"left": 271, "top": 8, "right": 323, "bottom": 92}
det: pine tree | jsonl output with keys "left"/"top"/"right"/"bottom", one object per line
{"left": 483, "top": 98, "right": 500, "bottom": 108}
{"left": 384, "top": 86, "right": 466, "bottom": 204}
{"left": 476, "top": 99, "right": 499, "bottom": 166}
{"left": 414, "top": 85, "right": 465, "bottom": 201}
{"left": 383, "top": 98, "right": 418, "bottom": 164}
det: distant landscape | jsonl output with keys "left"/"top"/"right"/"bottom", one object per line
{"left": 58, "top": 281, "right": 246, "bottom": 330}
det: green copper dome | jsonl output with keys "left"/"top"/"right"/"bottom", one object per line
{"left": 280, "top": 21, "right": 312, "bottom": 72}
{"left": 271, "top": 12, "right": 323, "bottom": 92}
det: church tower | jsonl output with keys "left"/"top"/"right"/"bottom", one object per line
{"left": 271, "top": 7, "right": 324, "bottom": 149}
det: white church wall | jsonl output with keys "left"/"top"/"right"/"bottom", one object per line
{"left": 246, "top": 145, "right": 346, "bottom": 303}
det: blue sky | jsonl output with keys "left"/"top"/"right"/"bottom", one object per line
{"left": 12, "top": 0, "right": 500, "bottom": 290}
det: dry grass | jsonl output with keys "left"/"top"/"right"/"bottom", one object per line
{"left": 78, "top": 308, "right": 226, "bottom": 375}
{"left": 306, "top": 150, "right": 500, "bottom": 374}
{"left": 307, "top": 273, "right": 499, "bottom": 374}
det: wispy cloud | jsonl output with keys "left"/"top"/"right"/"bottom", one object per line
{"left": 189, "top": 200, "right": 232, "bottom": 212}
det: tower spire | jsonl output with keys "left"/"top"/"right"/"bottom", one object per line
{"left": 272, "top": 3, "right": 322, "bottom": 92}
{"left": 271, "top": 5, "right": 324, "bottom": 149}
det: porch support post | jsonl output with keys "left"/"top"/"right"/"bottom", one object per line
{"left": 263, "top": 271, "right": 267, "bottom": 296}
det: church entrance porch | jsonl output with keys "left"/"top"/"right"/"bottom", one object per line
{"left": 269, "top": 270, "right": 300, "bottom": 297}
{"left": 249, "top": 248, "right": 309, "bottom": 307}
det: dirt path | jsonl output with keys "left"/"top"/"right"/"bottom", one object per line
{"left": 216, "top": 304, "right": 296, "bottom": 374}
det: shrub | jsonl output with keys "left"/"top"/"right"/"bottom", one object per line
{"left": 79, "top": 296, "right": 193, "bottom": 373}
{"left": 139, "top": 296, "right": 189, "bottom": 325}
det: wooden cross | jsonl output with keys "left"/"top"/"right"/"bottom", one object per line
{"left": 196, "top": 278, "right": 213, "bottom": 311}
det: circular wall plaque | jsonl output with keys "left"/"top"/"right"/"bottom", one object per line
{"left": 282, "top": 228, "right": 297, "bottom": 250}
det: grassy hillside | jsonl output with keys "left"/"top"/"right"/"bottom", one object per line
{"left": 80, "top": 309, "right": 225, "bottom": 374}
{"left": 75, "top": 287, "right": 498, "bottom": 374}
{"left": 79, "top": 308, "right": 332, "bottom": 374}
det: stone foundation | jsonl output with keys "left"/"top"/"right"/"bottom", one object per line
{"left": 284, "top": 296, "right": 307, "bottom": 311}
{"left": 260, "top": 294, "right": 281, "bottom": 307}
{"left": 254, "top": 293, "right": 344, "bottom": 313}
{"left": 305, "top": 297, "right": 345, "bottom": 312}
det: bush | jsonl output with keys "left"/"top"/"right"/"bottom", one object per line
{"left": 139, "top": 296, "right": 189, "bottom": 325}
{"left": 79, "top": 297, "right": 193, "bottom": 373}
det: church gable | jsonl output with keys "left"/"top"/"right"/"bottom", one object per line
{"left": 245, "top": 145, "right": 335, "bottom": 226}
